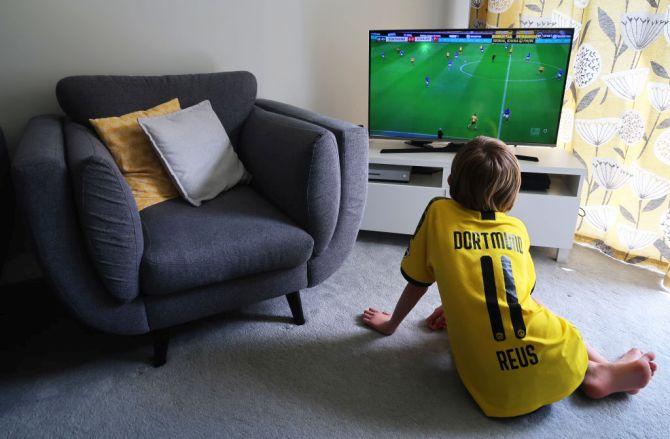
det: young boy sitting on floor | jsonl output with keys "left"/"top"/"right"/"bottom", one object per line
{"left": 362, "top": 136, "right": 657, "bottom": 417}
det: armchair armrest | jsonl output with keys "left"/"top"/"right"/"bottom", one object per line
{"left": 0, "top": 126, "right": 8, "bottom": 181}
{"left": 0, "top": 127, "right": 13, "bottom": 273}
{"left": 11, "top": 115, "right": 149, "bottom": 334}
{"left": 239, "top": 106, "right": 340, "bottom": 256}
{"left": 255, "top": 100, "right": 368, "bottom": 286}
{"left": 65, "top": 122, "right": 144, "bottom": 304}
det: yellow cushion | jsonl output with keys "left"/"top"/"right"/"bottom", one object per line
{"left": 90, "top": 99, "right": 181, "bottom": 210}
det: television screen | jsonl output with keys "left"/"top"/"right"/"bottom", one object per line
{"left": 369, "top": 28, "right": 574, "bottom": 146}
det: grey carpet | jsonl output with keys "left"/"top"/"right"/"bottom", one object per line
{"left": 1, "top": 231, "right": 669, "bottom": 438}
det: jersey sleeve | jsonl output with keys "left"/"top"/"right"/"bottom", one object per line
{"left": 400, "top": 202, "right": 437, "bottom": 287}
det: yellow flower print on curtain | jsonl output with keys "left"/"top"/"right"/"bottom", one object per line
{"left": 469, "top": 0, "right": 670, "bottom": 291}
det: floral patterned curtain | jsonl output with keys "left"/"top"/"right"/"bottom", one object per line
{"left": 469, "top": 0, "right": 670, "bottom": 291}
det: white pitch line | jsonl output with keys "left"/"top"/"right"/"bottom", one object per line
{"left": 497, "top": 54, "right": 513, "bottom": 138}
{"left": 459, "top": 60, "right": 562, "bottom": 82}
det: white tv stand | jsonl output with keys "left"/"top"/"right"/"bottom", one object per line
{"left": 361, "top": 140, "right": 587, "bottom": 262}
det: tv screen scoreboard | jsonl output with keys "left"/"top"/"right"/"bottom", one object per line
{"left": 370, "top": 29, "right": 573, "bottom": 45}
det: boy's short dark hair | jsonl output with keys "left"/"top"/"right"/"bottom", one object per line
{"left": 449, "top": 136, "right": 521, "bottom": 213}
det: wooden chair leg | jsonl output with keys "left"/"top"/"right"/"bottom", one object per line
{"left": 286, "top": 291, "right": 305, "bottom": 325}
{"left": 152, "top": 328, "right": 170, "bottom": 367}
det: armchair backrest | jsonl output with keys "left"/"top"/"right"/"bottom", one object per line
{"left": 56, "top": 71, "right": 257, "bottom": 146}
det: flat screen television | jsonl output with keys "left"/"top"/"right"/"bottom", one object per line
{"left": 368, "top": 28, "right": 574, "bottom": 146}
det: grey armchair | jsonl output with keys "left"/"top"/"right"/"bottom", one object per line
{"left": 0, "top": 127, "right": 13, "bottom": 275}
{"left": 11, "top": 72, "right": 368, "bottom": 365}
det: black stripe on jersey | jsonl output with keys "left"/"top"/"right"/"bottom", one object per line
{"left": 480, "top": 210, "right": 496, "bottom": 220}
{"left": 501, "top": 255, "right": 527, "bottom": 339}
{"left": 400, "top": 267, "right": 433, "bottom": 288}
{"left": 480, "top": 256, "right": 505, "bottom": 342}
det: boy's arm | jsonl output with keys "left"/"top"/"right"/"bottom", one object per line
{"left": 388, "top": 283, "right": 430, "bottom": 329}
{"left": 362, "top": 282, "right": 429, "bottom": 335}
{"left": 363, "top": 199, "right": 437, "bottom": 335}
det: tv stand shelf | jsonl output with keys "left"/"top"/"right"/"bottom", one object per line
{"left": 361, "top": 140, "right": 587, "bottom": 262}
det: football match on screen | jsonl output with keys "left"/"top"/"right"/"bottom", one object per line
{"left": 369, "top": 29, "right": 573, "bottom": 145}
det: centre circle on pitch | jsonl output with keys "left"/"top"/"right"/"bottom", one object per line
{"left": 459, "top": 60, "right": 562, "bottom": 82}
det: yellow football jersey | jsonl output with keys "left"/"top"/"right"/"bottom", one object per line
{"left": 401, "top": 198, "right": 588, "bottom": 417}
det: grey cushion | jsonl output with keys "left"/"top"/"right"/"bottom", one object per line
{"left": 139, "top": 185, "right": 314, "bottom": 296}
{"left": 139, "top": 100, "right": 249, "bottom": 206}
{"left": 56, "top": 72, "right": 257, "bottom": 147}
{"left": 239, "top": 106, "right": 340, "bottom": 256}
{"left": 64, "top": 122, "right": 143, "bottom": 303}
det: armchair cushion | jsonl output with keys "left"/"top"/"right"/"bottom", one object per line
{"left": 239, "top": 106, "right": 340, "bottom": 256}
{"left": 139, "top": 185, "right": 313, "bottom": 296}
{"left": 65, "top": 122, "right": 144, "bottom": 303}
{"left": 138, "top": 100, "right": 250, "bottom": 206}
{"left": 89, "top": 98, "right": 181, "bottom": 210}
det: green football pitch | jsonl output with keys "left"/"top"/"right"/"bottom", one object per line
{"left": 369, "top": 41, "right": 570, "bottom": 144}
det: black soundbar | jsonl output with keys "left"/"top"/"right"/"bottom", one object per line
{"left": 379, "top": 143, "right": 465, "bottom": 154}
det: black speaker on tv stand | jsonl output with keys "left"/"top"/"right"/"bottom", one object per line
{"left": 520, "top": 173, "right": 551, "bottom": 191}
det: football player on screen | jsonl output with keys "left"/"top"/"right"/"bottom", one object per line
{"left": 467, "top": 113, "right": 478, "bottom": 130}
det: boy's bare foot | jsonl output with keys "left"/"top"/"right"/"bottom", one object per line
{"left": 614, "top": 349, "right": 647, "bottom": 394}
{"left": 362, "top": 308, "right": 396, "bottom": 335}
{"left": 615, "top": 348, "right": 643, "bottom": 363}
{"left": 621, "top": 351, "right": 658, "bottom": 373}
{"left": 426, "top": 306, "right": 446, "bottom": 331}
{"left": 583, "top": 352, "right": 655, "bottom": 399}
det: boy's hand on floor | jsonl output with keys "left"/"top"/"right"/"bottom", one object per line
{"left": 426, "top": 305, "right": 446, "bottom": 331}
{"left": 362, "top": 308, "right": 396, "bottom": 335}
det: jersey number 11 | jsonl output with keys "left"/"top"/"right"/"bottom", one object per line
{"left": 480, "top": 255, "right": 527, "bottom": 341}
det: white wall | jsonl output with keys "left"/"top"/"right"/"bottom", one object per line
{"left": 0, "top": 0, "right": 469, "bottom": 149}
{"left": 445, "top": 0, "right": 471, "bottom": 27}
